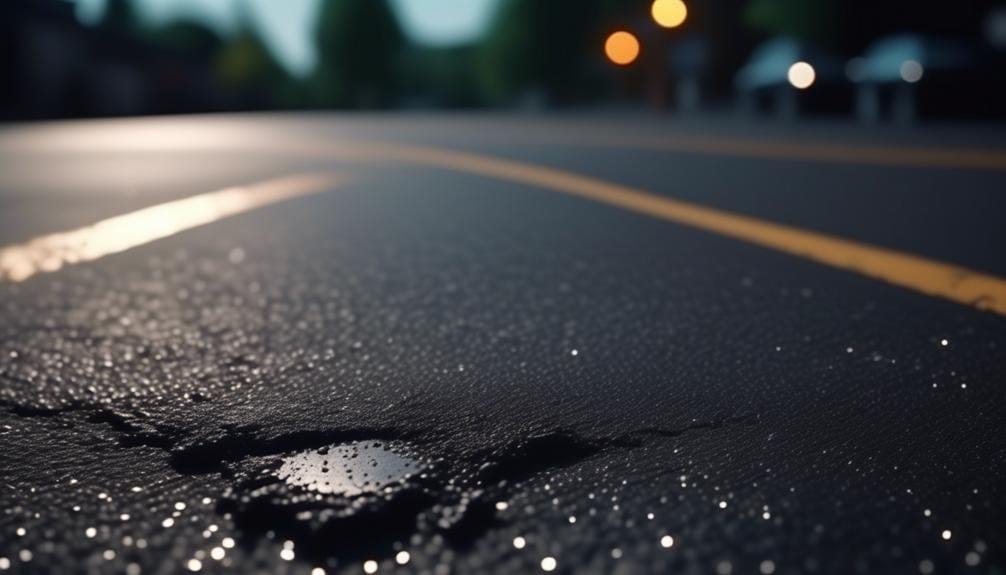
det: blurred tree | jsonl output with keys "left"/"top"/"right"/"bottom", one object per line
{"left": 148, "top": 20, "right": 224, "bottom": 55}
{"left": 478, "top": 0, "right": 620, "bottom": 106}
{"left": 400, "top": 45, "right": 483, "bottom": 108}
{"left": 744, "top": 0, "right": 841, "bottom": 46}
{"left": 744, "top": 0, "right": 1000, "bottom": 53}
{"left": 695, "top": 0, "right": 758, "bottom": 98}
{"left": 841, "top": 0, "right": 1000, "bottom": 51}
{"left": 215, "top": 10, "right": 293, "bottom": 110}
{"left": 136, "top": 19, "right": 227, "bottom": 114}
{"left": 100, "top": 0, "right": 140, "bottom": 35}
{"left": 312, "top": 0, "right": 404, "bottom": 108}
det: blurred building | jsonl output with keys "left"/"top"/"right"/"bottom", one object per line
{"left": 1, "top": 0, "right": 225, "bottom": 120}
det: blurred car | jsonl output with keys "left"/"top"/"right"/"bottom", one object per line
{"left": 734, "top": 37, "right": 847, "bottom": 120}
{"left": 849, "top": 34, "right": 986, "bottom": 123}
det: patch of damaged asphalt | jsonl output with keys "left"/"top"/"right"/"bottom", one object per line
{"left": 0, "top": 396, "right": 759, "bottom": 565}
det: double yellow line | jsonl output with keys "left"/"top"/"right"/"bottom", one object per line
{"left": 2, "top": 139, "right": 1004, "bottom": 317}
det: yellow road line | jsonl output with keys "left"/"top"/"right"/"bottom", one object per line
{"left": 327, "top": 142, "right": 1006, "bottom": 315}
{"left": 526, "top": 131, "right": 1006, "bottom": 171}
{"left": 0, "top": 172, "right": 344, "bottom": 282}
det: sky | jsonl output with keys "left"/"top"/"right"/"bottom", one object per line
{"left": 72, "top": 0, "right": 499, "bottom": 76}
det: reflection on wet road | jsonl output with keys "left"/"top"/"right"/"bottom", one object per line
{"left": 277, "top": 441, "right": 424, "bottom": 497}
{"left": 0, "top": 172, "right": 344, "bottom": 282}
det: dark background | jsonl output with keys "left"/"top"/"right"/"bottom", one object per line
{"left": 3, "top": 0, "right": 1005, "bottom": 121}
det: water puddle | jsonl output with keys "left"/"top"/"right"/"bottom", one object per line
{"left": 216, "top": 431, "right": 602, "bottom": 564}
{"left": 219, "top": 439, "right": 439, "bottom": 563}
{"left": 276, "top": 441, "right": 424, "bottom": 497}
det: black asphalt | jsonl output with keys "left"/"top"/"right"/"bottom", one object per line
{"left": 1, "top": 114, "right": 1004, "bottom": 574}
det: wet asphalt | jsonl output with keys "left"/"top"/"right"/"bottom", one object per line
{"left": 0, "top": 113, "right": 1005, "bottom": 574}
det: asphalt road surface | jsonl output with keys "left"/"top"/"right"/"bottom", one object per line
{"left": 1, "top": 114, "right": 1005, "bottom": 574}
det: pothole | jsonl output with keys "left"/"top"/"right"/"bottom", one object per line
{"left": 219, "top": 440, "right": 439, "bottom": 563}
{"left": 215, "top": 431, "right": 604, "bottom": 565}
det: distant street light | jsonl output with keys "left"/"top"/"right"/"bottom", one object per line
{"left": 787, "top": 61, "right": 816, "bottom": 89}
{"left": 651, "top": 0, "right": 687, "bottom": 29}
{"left": 900, "top": 60, "right": 924, "bottom": 83}
{"left": 605, "top": 31, "right": 641, "bottom": 66}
